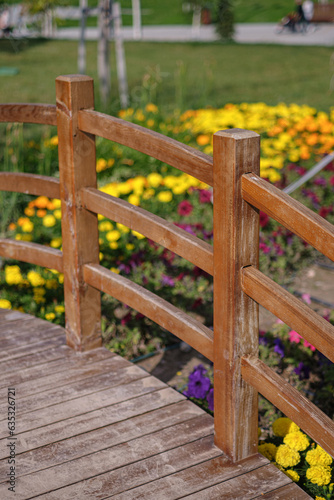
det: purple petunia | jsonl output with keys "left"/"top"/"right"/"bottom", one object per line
{"left": 184, "top": 365, "right": 211, "bottom": 399}
{"left": 274, "top": 338, "right": 285, "bottom": 358}
{"left": 294, "top": 362, "right": 310, "bottom": 380}
{"left": 206, "top": 387, "right": 214, "bottom": 412}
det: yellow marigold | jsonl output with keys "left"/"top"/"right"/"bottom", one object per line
{"left": 5, "top": 266, "right": 23, "bottom": 285}
{"left": 33, "top": 287, "right": 46, "bottom": 304}
{"left": 275, "top": 445, "right": 300, "bottom": 468}
{"left": 145, "top": 103, "right": 158, "bottom": 113}
{"left": 306, "top": 465, "right": 332, "bottom": 486}
{"left": 58, "top": 274, "right": 64, "bottom": 284}
{"left": 55, "top": 305, "right": 65, "bottom": 314}
{"left": 0, "top": 299, "right": 11, "bottom": 309}
{"left": 132, "top": 230, "right": 145, "bottom": 240}
{"left": 52, "top": 199, "right": 61, "bottom": 209}
{"left": 272, "top": 418, "right": 299, "bottom": 437}
{"left": 315, "top": 497, "right": 326, "bottom": 500}
{"left": 109, "top": 242, "right": 118, "bottom": 249}
{"left": 157, "top": 191, "right": 173, "bottom": 203}
{"left": 36, "top": 209, "right": 47, "bottom": 217}
{"left": 142, "top": 188, "right": 155, "bottom": 200}
{"left": 96, "top": 158, "right": 107, "bottom": 172}
{"left": 116, "top": 223, "right": 130, "bottom": 233}
{"left": 24, "top": 207, "right": 35, "bottom": 217}
{"left": 306, "top": 446, "right": 333, "bottom": 467}
{"left": 50, "top": 238, "right": 62, "bottom": 248}
{"left": 147, "top": 172, "right": 163, "bottom": 188}
{"left": 45, "top": 279, "right": 58, "bottom": 290}
{"left": 17, "top": 217, "right": 29, "bottom": 227}
{"left": 27, "top": 271, "right": 45, "bottom": 287}
{"left": 284, "top": 469, "right": 300, "bottom": 482}
{"left": 106, "top": 230, "right": 121, "bottom": 242}
{"left": 99, "top": 221, "right": 113, "bottom": 232}
{"left": 283, "top": 431, "right": 309, "bottom": 452}
{"left": 45, "top": 312, "right": 55, "bottom": 321}
{"left": 126, "top": 243, "right": 134, "bottom": 251}
{"left": 258, "top": 443, "right": 277, "bottom": 461}
{"left": 54, "top": 209, "right": 62, "bottom": 220}
{"left": 110, "top": 267, "right": 120, "bottom": 274}
{"left": 43, "top": 214, "right": 56, "bottom": 228}
{"left": 128, "top": 194, "right": 140, "bottom": 206}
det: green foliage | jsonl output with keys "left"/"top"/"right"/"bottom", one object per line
{"left": 23, "top": 0, "right": 69, "bottom": 14}
{"left": 214, "top": 0, "right": 234, "bottom": 40}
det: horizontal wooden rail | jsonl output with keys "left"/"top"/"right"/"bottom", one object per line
{"left": 83, "top": 263, "right": 214, "bottom": 361}
{"left": 78, "top": 109, "right": 214, "bottom": 186}
{"left": 0, "top": 104, "right": 57, "bottom": 125}
{"left": 241, "top": 355, "right": 334, "bottom": 459}
{"left": 0, "top": 173, "right": 60, "bottom": 199}
{"left": 0, "top": 239, "right": 63, "bottom": 272}
{"left": 241, "top": 266, "right": 334, "bottom": 363}
{"left": 242, "top": 173, "right": 334, "bottom": 262}
{"left": 81, "top": 187, "right": 213, "bottom": 276}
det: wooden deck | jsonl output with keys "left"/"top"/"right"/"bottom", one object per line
{"left": 0, "top": 308, "right": 310, "bottom": 499}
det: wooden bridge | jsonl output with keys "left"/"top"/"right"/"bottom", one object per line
{"left": 0, "top": 74, "right": 333, "bottom": 498}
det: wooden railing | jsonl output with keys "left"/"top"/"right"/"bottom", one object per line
{"left": 0, "top": 75, "right": 333, "bottom": 464}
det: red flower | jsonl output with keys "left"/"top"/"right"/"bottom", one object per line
{"left": 319, "top": 206, "right": 332, "bottom": 219}
{"left": 199, "top": 189, "right": 212, "bottom": 204}
{"left": 178, "top": 200, "right": 193, "bottom": 216}
{"left": 260, "top": 211, "right": 269, "bottom": 228}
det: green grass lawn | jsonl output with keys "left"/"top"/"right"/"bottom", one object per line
{"left": 4, "top": 0, "right": 300, "bottom": 24}
{"left": 0, "top": 39, "right": 333, "bottom": 113}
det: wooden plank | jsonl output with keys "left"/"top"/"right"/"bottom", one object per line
{"left": 0, "top": 375, "right": 163, "bottom": 436}
{"left": 0, "top": 347, "right": 113, "bottom": 387}
{"left": 0, "top": 309, "right": 35, "bottom": 323}
{"left": 0, "top": 387, "right": 185, "bottom": 456}
{"left": 36, "top": 436, "right": 222, "bottom": 500}
{"left": 241, "top": 355, "right": 334, "bottom": 459}
{"left": 110, "top": 453, "right": 269, "bottom": 500}
{"left": 84, "top": 263, "right": 213, "bottom": 360}
{"left": 179, "top": 463, "right": 292, "bottom": 500}
{"left": 0, "top": 323, "right": 64, "bottom": 349}
{"left": 0, "top": 345, "right": 72, "bottom": 375}
{"left": 242, "top": 172, "right": 334, "bottom": 262}
{"left": 56, "top": 75, "right": 101, "bottom": 351}
{"left": 0, "top": 414, "right": 215, "bottom": 498}
{"left": 0, "top": 103, "right": 57, "bottom": 125}
{"left": 252, "top": 482, "right": 311, "bottom": 499}
{"left": 0, "top": 400, "right": 204, "bottom": 477}
{"left": 0, "top": 172, "right": 60, "bottom": 198}
{"left": 0, "top": 356, "right": 132, "bottom": 415}
{"left": 213, "top": 129, "right": 260, "bottom": 460}
{"left": 0, "top": 239, "right": 63, "bottom": 272}
{"left": 78, "top": 109, "right": 213, "bottom": 186}
{"left": 81, "top": 187, "right": 213, "bottom": 275}
{"left": 0, "top": 335, "right": 66, "bottom": 362}
{"left": 241, "top": 265, "right": 334, "bottom": 363}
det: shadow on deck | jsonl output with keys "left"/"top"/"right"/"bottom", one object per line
{"left": 0, "top": 309, "right": 309, "bottom": 499}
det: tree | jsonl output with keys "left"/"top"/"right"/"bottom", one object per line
{"left": 214, "top": 0, "right": 234, "bottom": 41}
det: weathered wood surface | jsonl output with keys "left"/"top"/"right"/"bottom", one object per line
{"left": 242, "top": 265, "right": 334, "bottom": 363}
{"left": 0, "top": 239, "right": 63, "bottom": 272}
{"left": 0, "top": 172, "right": 60, "bottom": 198}
{"left": 81, "top": 186, "right": 214, "bottom": 275}
{"left": 0, "top": 310, "right": 308, "bottom": 499}
{"left": 241, "top": 355, "right": 334, "bottom": 459}
{"left": 78, "top": 109, "right": 214, "bottom": 186}
{"left": 213, "top": 129, "right": 260, "bottom": 461}
{"left": 56, "top": 75, "right": 101, "bottom": 351}
{"left": 242, "top": 172, "right": 334, "bottom": 262}
{"left": 0, "top": 103, "right": 57, "bottom": 125}
{"left": 84, "top": 263, "right": 214, "bottom": 360}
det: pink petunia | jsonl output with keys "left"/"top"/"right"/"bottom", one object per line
{"left": 178, "top": 200, "right": 193, "bottom": 216}
{"left": 289, "top": 330, "right": 302, "bottom": 344}
{"left": 301, "top": 293, "right": 311, "bottom": 305}
{"left": 303, "top": 340, "right": 316, "bottom": 352}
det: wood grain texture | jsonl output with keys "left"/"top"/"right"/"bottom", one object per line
{"left": 0, "top": 172, "right": 60, "bottom": 198}
{"left": 0, "top": 103, "right": 57, "bottom": 125}
{"left": 242, "top": 172, "right": 334, "bottom": 261}
{"left": 241, "top": 355, "right": 334, "bottom": 459}
{"left": 213, "top": 129, "right": 260, "bottom": 461}
{"left": 83, "top": 263, "right": 214, "bottom": 360}
{"left": 252, "top": 482, "right": 311, "bottom": 499}
{"left": 81, "top": 187, "right": 213, "bottom": 275}
{"left": 78, "top": 108, "right": 213, "bottom": 186}
{"left": 0, "top": 239, "right": 63, "bottom": 272}
{"left": 242, "top": 265, "right": 334, "bottom": 363}
{"left": 56, "top": 75, "right": 101, "bottom": 351}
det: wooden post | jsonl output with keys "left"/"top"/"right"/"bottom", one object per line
{"left": 213, "top": 129, "right": 260, "bottom": 462}
{"left": 56, "top": 75, "right": 102, "bottom": 351}
{"left": 132, "top": 0, "right": 142, "bottom": 40}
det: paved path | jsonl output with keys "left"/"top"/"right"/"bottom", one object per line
{"left": 55, "top": 23, "right": 334, "bottom": 46}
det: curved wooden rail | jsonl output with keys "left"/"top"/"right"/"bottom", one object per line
{"left": 81, "top": 187, "right": 213, "bottom": 276}
{"left": 241, "top": 265, "right": 334, "bottom": 363}
{"left": 83, "top": 263, "right": 214, "bottom": 361}
{"left": 0, "top": 173, "right": 60, "bottom": 199}
{"left": 241, "top": 355, "right": 334, "bottom": 459}
{"left": 0, "top": 239, "right": 63, "bottom": 272}
{"left": 242, "top": 173, "right": 334, "bottom": 261}
{"left": 78, "top": 109, "right": 214, "bottom": 186}
{"left": 0, "top": 104, "right": 57, "bottom": 125}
